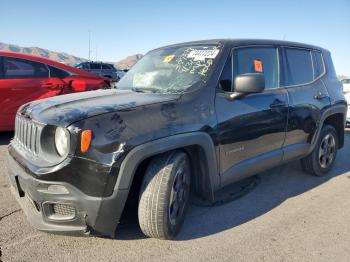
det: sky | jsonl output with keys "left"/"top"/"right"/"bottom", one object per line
{"left": 0, "top": 0, "right": 349, "bottom": 75}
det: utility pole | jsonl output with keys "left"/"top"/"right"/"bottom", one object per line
{"left": 88, "top": 30, "right": 91, "bottom": 61}
{"left": 95, "top": 45, "right": 98, "bottom": 61}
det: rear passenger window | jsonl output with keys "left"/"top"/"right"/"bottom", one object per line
{"left": 312, "top": 51, "right": 325, "bottom": 79}
{"left": 90, "top": 63, "right": 101, "bottom": 70}
{"left": 233, "top": 47, "right": 278, "bottom": 89}
{"left": 101, "top": 64, "right": 112, "bottom": 70}
{"left": 3, "top": 57, "right": 49, "bottom": 79}
{"left": 281, "top": 48, "right": 313, "bottom": 86}
{"left": 49, "top": 66, "right": 70, "bottom": 78}
{"left": 0, "top": 57, "right": 3, "bottom": 79}
{"left": 81, "top": 63, "right": 89, "bottom": 70}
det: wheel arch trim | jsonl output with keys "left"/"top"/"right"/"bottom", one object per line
{"left": 115, "top": 132, "right": 219, "bottom": 199}
{"left": 310, "top": 103, "right": 347, "bottom": 152}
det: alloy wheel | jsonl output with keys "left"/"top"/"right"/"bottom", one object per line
{"left": 318, "top": 133, "right": 336, "bottom": 169}
{"left": 169, "top": 166, "right": 190, "bottom": 226}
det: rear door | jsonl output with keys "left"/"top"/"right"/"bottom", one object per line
{"left": 280, "top": 47, "right": 331, "bottom": 160}
{"left": 0, "top": 56, "right": 61, "bottom": 130}
{"left": 47, "top": 65, "right": 71, "bottom": 93}
{"left": 215, "top": 46, "right": 288, "bottom": 187}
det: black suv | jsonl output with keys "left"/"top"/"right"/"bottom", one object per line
{"left": 7, "top": 39, "right": 347, "bottom": 240}
{"left": 75, "top": 61, "right": 122, "bottom": 82}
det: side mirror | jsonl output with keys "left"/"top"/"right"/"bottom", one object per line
{"left": 70, "top": 80, "right": 87, "bottom": 92}
{"left": 234, "top": 73, "right": 265, "bottom": 94}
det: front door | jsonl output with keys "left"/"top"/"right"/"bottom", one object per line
{"left": 0, "top": 56, "right": 62, "bottom": 130}
{"left": 215, "top": 46, "right": 288, "bottom": 187}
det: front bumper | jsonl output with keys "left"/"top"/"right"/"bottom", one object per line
{"left": 6, "top": 153, "right": 128, "bottom": 237}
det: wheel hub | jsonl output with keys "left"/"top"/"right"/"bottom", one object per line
{"left": 318, "top": 133, "right": 336, "bottom": 169}
{"left": 169, "top": 167, "right": 190, "bottom": 226}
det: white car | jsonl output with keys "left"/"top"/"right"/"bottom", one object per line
{"left": 342, "top": 79, "right": 350, "bottom": 126}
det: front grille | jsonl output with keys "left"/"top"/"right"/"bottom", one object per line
{"left": 51, "top": 203, "right": 76, "bottom": 219}
{"left": 14, "top": 116, "right": 41, "bottom": 155}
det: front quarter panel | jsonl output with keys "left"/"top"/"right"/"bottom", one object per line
{"left": 71, "top": 91, "right": 216, "bottom": 165}
{"left": 67, "top": 87, "right": 219, "bottom": 196}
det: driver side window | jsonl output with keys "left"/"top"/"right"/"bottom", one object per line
{"left": 233, "top": 47, "right": 279, "bottom": 90}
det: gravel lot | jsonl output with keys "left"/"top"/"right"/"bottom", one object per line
{"left": 1, "top": 130, "right": 350, "bottom": 262}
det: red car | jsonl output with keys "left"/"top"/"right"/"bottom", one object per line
{"left": 0, "top": 52, "right": 110, "bottom": 131}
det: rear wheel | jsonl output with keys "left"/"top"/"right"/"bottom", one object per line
{"left": 138, "top": 151, "right": 191, "bottom": 239}
{"left": 301, "top": 125, "right": 338, "bottom": 176}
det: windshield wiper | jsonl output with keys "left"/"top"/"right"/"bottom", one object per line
{"left": 131, "top": 87, "right": 160, "bottom": 93}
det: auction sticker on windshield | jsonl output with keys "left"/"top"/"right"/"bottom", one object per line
{"left": 187, "top": 49, "right": 219, "bottom": 61}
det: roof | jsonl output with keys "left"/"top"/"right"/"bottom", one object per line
{"left": 76, "top": 61, "right": 114, "bottom": 65}
{"left": 152, "top": 39, "right": 327, "bottom": 52}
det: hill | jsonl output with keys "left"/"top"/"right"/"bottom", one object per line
{"left": 113, "top": 54, "right": 143, "bottom": 70}
{"left": 0, "top": 42, "right": 87, "bottom": 65}
{"left": 0, "top": 42, "right": 142, "bottom": 69}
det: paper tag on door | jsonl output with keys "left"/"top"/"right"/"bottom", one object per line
{"left": 254, "top": 59, "right": 263, "bottom": 73}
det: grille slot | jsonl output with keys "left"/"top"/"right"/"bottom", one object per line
{"left": 14, "top": 116, "right": 40, "bottom": 155}
{"left": 51, "top": 203, "right": 76, "bottom": 219}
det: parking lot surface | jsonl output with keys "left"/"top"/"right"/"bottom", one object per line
{"left": 1, "top": 131, "right": 350, "bottom": 262}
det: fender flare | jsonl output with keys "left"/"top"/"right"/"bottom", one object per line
{"left": 309, "top": 103, "right": 347, "bottom": 152}
{"left": 116, "top": 132, "right": 220, "bottom": 197}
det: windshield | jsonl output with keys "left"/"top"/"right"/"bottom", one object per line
{"left": 117, "top": 44, "right": 221, "bottom": 94}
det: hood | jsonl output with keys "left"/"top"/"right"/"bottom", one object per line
{"left": 24, "top": 89, "right": 179, "bottom": 127}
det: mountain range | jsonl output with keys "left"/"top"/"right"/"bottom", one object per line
{"left": 0, "top": 42, "right": 142, "bottom": 69}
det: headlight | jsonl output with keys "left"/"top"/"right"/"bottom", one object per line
{"left": 55, "top": 127, "right": 69, "bottom": 156}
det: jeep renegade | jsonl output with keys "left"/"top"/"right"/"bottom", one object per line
{"left": 7, "top": 39, "right": 347, "bottom": 239}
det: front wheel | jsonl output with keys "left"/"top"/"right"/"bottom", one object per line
{"left": 138, "top": 151, "right": 191, "bottom": 239}
{"left": 301, "top": 125, "right": 338, "bottom": 176}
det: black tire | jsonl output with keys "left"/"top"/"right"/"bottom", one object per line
{"left": 138, "top": 151, "right": 191, "bottom": 239}
{"left": 301, "top": 125, "right": 338, "bottom": 176}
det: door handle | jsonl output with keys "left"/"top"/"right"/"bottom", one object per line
{"left": 270, "top": 101, "right": 287, "bottom": 108}
{"left": 41, "top": 82, "right": 54, "bottom": 88}
{"left": 314, "top": 91, "right": 329, "bottom": 100}
{"left": 42, "top": 82, "right": 62, "bottom": 90}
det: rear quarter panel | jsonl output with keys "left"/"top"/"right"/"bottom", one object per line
{"left": 322, "top": 51, "right": 346, "bottom": 105}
